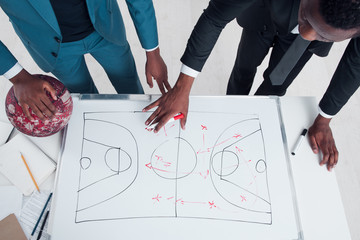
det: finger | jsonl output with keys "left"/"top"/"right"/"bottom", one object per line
{"left": 153, "top": 114, "right": 172, "bottom": 133}
{"left": 143, "top": 99, "right": 160, "bottom": 112}
{"left": 21, "top": 104, "right": 34, "bottom": 121}
{"left": 328, "top": 145, "right": 339, "bottom": 170}
{"left": 333, "top": 147, "right": 339, "bottom": 166}
{"left": 145, "top": 107, "right": 162, "bottom": 126}
{"left": 164, "top": 79, "right": 172, "bottom": 91}
{"left": 146, "top": 72, "right": 153, "bottom": 88}
{"left": 148, "top": 113, "right": 161, "bottom": 127}
{"left": 157, "top": 80, "right": 166, "bottom": 95}
{"left": 39, "top": 98, "right": 56, "bottom": 119}
{"left": 43, "top": 82, "right": 58, "bottom": 101}
{"left": 28, "top": 103, "right": 47, "bottom": 121}
{"left": 180, "top": 115, "right": 187, "bottom": 130}
{"left": 327, "top": 150, "right": 335, "bottom": 171}
{"left": 309, "top": 135, "right": 319, "bottom": 154}
{"left": 40, "top": 94, "right": 57, "bottom": 115}
{"left": 319, "top": 147, "right": 329, "bottom": 167}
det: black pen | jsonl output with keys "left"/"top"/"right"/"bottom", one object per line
{"left": 31, "top": 192, "right": 53, "bottom": 236}
{"left": 291, "top": 129, "right": 308, "bottom": 155}
{"left": 37, "top": 210, "right": 49, "bottom": 240}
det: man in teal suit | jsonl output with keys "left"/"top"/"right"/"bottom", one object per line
{"left": 0, "top": 0, "right": 169, "bottom": 120}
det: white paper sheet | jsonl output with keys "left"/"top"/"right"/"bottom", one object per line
{"left": 0, "top": 186, "right": 22, "bottom": 220}
{"left": 20, "top": 191, "right": 51, "bottom": 239}
{"left": 49, "top": 96, "right": 301, "bottom": 240}
{"left": 0, "top": 134, "right": 56, "bottom": 196}
{"left": 0, "top": 120, "right": 13, "bottom": 145}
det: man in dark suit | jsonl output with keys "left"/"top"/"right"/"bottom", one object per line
{"left": 144, "top": 0, "right": 360, "bottom": 171}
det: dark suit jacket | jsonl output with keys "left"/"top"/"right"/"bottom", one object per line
{"left": 181, "top": 0, "right": 359, "bottom": 115}
{"left": 319, "top": 38, "right": 360, "bottom": 115}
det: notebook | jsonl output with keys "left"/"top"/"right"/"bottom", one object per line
{"left": 0, "top": 134, "right": 56, "bottom": 196}
{"left": 0, "top": 214, "right": 27, "bottom": 240}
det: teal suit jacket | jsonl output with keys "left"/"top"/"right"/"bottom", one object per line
{"left": 0, "top": 0, "right": 158, "bottom": 75}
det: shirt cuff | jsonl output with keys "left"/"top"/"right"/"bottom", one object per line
{"left": 180, "top": 64, "right": 200, "bottom": 78}
{"left": 145, "top": 45, "right": 159, "bottom": 52}
{"left": 3, "top": 62, "right": 23, "bottom": 80}
{"left": 318, "top": 106, "right": 334, "bottom": 119}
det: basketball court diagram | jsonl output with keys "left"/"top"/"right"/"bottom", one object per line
{"left": 75, "top": 111, "right": 272, "bottom": 224}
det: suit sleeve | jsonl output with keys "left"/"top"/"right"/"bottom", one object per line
{"left": 180, "top": 0, "right": 252, "bottom": 72}
{"left": 0, "top": 41, "right": 18, "bottom": 75}
{"left": 319, "top": 38, "right": 360, "bottom": 115}
{"left": 125, "top": 0, "right": 158, "bottom": 50}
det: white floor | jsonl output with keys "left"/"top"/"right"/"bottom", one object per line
{"left": 0, "top": 1, "right": 359, "bottom": 239}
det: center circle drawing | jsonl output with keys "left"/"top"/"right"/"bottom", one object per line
{"left": 150, "top": 137, "right": 197, "bottom": 179}
{"left": 105, "top": 147, "right": 132, "bottom": 173}
{"left": 211, "top": 150, "right": 239, "bottom": 177}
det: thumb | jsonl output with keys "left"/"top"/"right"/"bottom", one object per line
{"left": 44, "top": 83, "right": 57, "bottom": 100}
{"left": 180, "top": 116, "right": 187, "bottom": 130}
{"left": 309, "top": 135, "right": 319, "bottom": 154}
{"left": 146, "top": 71, "right": 153, "bottom": 88}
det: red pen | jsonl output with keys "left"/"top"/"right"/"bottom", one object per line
{"left": 146, "top": 113, "right": 184, "bottom": 131}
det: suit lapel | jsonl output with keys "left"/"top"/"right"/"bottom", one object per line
{"left": 27, "top": 0, "right": 60, "bottom": 34}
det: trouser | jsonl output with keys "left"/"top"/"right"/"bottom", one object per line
{"left": 226, "top": 29, "right": 313, "bottom": 96}
{"left": 51, "top": 31, "right": 143, "bottom": 94}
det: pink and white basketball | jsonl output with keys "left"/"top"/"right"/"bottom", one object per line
{"left": 5, "top": 75, "right": 73, "bottom": 137}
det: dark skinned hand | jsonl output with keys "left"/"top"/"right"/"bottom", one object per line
{"left": 308, "top": 114, "right": 338, "bottom": 171}
{"left": 143, "top": 73, "right": 195, "bottom": 133}
{"left": 145, "top": 47, "right": 171, "bottom": 94}
{"left": 10, "top": 69, "right": 58, "bottom": 121}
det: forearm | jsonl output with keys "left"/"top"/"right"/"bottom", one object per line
{"left": 174, "top": 73, "right": 195, "bottom": 95}
{"left": 319, "top": 38, "right": 360, "bottom": 115}
{"left": 9, "top": 68, "right": 30, "bottom": 85}
{"left": 313, "top": 114, "right": 332, "bottom": 128}
{"left": 180, "top": 0, "right": 243, "bottom": 71}
{"left": 145, "top": 47, "right": 161, "bottom": 61}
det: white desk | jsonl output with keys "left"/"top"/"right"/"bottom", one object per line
{"left": 0, "top": 96, "right": 351, "bottom": 239}
{"left": 280, "top": 96, "right": 351, "bottom": 239}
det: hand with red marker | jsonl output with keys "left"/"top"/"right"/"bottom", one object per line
{"left": 145, "top": 113, "right": 184, "bottom": 131}
{"left": 143, "top": 73, "right": 194, "bottom": 133}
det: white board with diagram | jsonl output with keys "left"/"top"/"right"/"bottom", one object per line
{"left": 49, "top": 95, "right": 301, "bottom": 239}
